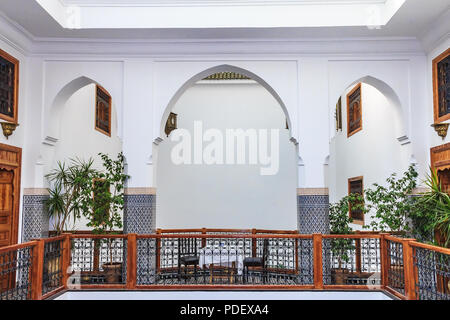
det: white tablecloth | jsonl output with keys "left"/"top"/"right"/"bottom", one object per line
{"left": 199, "top": 247, "right": 244, "bottom": 275}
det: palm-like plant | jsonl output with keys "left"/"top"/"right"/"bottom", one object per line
{"left": 410, "top": 167, "right": 450, "bottom": 246}
{"left": 45, "top": 158, "right": 98, "bottom": 235}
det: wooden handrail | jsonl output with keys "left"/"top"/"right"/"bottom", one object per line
{"left": 157, "top": 228, "right": 298, "bottom": 234}
{"left": 0, "top": 241, "right": 37, "bottom": 254}
{"left": 2, "top": 232, "right": 449, "bottom": 300}
{"left": 409, "top": 240, "right": 450, "bottom": 254}
{"left": 137, "top": 234, "right": 313, "bottom": 239}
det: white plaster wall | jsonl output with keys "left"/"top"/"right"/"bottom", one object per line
{"left": 156, "top": 82, "right": 297, "bottom": 229}
{"left": 50, "top": 84, "right": 123, "bottom": 230}
{"left": 328, "top": 83, "right": 411, "bottom": 230}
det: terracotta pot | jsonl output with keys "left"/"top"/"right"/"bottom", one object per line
{"left": 389, "top": 265, "right": 404, "bottom": 289}
{"left": 102, "top": 262, "right": 122, "bottom": 284}
{"left": 46, "top": 257, "right": 60, "bottom": 287}
{"left": 332, "top": 268, "right": 349, "bottom": 285}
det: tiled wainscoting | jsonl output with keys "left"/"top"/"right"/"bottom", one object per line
{"left": 297, "top": 189, "right": 330, "bottom": 234}
{"left": 21, "top": 190, "right": 50, "bottom": 242}
{"left": 123, "top": 188, "right": 156, "bottom": 234}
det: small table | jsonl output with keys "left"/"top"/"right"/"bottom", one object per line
{"left": 199, "top": 247, "right": 244, "bottom": 283}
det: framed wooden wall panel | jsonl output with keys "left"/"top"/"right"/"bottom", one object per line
{"left": 430, "top": 143, "right": 450, "bottom": 172}
{"left": 0, "top": 48, "right": 19, "bottom": 123}
{"left": 348, "top": 176, "right": 364, "bottom": 225}
{"left": 347, "top": 83, "right": 362, "bottom": 137}
{"left": 95, "top": 85, "right": 112, "bottom": 137}
{"left": 433, "top": 48, "right": 450, "bottom": 124}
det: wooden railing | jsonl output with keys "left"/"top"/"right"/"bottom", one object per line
{"left": 0, "top": 231, "right": 448, "bottom": 300}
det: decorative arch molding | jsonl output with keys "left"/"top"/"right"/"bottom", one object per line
{"left": 152, "top": 61, "right": 299, "bottom": 145}
{"left": 328, "top": 60, "right": 412, "bottom": 146}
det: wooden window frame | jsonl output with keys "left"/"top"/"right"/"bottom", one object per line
{"left": 95, "top": 85, "right": 112, "bottom": 137}
{"left": 348, "top": 176, "right": 364, "bottom": 226}
{"left": 0, "top": 48, "right": 19, "bottom": 123}
{"left": 336, "top": 97, "right": 342, "bottom": 132}
{"left": 347, "top": 83, "right": 362, "bottom": 137}
{"left": 433, "top": 48, "right": 450, "bottom": 124}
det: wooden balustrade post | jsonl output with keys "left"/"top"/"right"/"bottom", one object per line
{"left": 31, "top": 239, "right": 45, "bottom": 300}
{"left": 313, "top": 234, "right": 323, "bottom": 290}
{"left": 127, "top": 234, "right": 137, "bottom": 289}
{"left": 252, "top": 229, "right": 257, "bottom": 257}
{"left": 355, "top": 238, "right": 362, "bottom": 274}
{"left": 402, "top": 238, "right": 417, "bottom": 300}
{"left": 202, "top": 228, "right": 206, "bottom": 248}
{"left": 61, "top": 234, "right": 71, "bottom": 289}
{"left": 380, "top": 233, "right": 389, "bottom": 288}
{"left": 156, "top": 229, "right": 161, "bottom": 273}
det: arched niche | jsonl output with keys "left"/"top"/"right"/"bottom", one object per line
{"left": 43, "top": 76, "right": 119, "bottom": 145}
{"left": 328, "top": 58, "right": 412, "bottom": 145}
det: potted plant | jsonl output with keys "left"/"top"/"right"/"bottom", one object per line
{"left": 83, "top": 152, "right": 129, "bottom": 284}
{"left": 329, "top": 193, "right": 367, "bottom": 285}
{"left": 44, "top": 158, "right": 98, "bottom": 286}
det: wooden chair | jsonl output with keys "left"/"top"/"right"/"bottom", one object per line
{"left": 243, "top": 239, "right": 269, "bottom": 284}
{"left": 178, "top": 238, "right": 199, "bottom": 282}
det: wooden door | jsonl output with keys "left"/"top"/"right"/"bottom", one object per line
{"left": 0, "top": 169, "right": 14, "bottom": 247}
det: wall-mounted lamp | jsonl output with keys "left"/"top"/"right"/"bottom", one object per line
{"left": 431, "top": 123, "right": 449, "bottom": 140}
{"left": 1, "top": 122, "right": 19, "bottom": 139}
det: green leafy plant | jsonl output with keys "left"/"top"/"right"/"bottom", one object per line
{"left": 329, "top": 193, "right": 367, "bottom": 268}
{"left": 82, "top": 152, "right": 129, "bottom": 271}
{"left": 434, "top": 196, "right": 450, "bottom": 248}
{"left": 85, "top": 152, "right": 129, "bottom": 235}
{"left": 363, "top": 165, "right": 418, "bottom": 234}
{"left": 409, "top": 167, "right": 449, "bottom": 243}
{"left": 45, "top": 158, "right": 98, "bottom": 235}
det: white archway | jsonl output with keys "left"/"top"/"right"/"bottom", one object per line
{"left": 153, "top": 65, "right": 299, "bottom": 229}
{"left": 43, "top": 76, "right": 117, "bottom": 145}
{"left": 156, "top": 64, "right": 296, "bottom": 144}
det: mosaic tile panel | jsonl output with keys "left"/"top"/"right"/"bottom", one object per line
{"left": 297, "top": 195, "right": 330, "bottom": 234}
{"left": 123, "top": 194, "right": 155, "bottom": 235}
{"left": 21, "top": 195, "right": 49, "bottom": 242}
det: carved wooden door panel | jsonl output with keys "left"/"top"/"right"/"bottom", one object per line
{"left": 0, "top": 169, "right": 14, "bottom": 294}
{"left": 0, "top": 169, "right": 14, "bottom": 248}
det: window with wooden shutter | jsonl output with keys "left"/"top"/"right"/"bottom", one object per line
{"left": 95, "top": 85, "right": 111, "bottom": 136}
{"left": 433, "top": 48, "right": 450, "bottom": 123}
{"left": 348, "top": 176, "right": 364, "bottom": 225}
{"left": 347, "top": 83, "right": 362, "bottom": 137}
{"left": 0, "top": 49, "right": 19, "bottom": 123}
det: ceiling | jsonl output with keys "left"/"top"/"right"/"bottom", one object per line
{"left": 0, "top": 0, "right": 448, "bottom": 41}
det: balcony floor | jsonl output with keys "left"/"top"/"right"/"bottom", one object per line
{"left": 53, "top": 290, "right": 394, "bottom": 300}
